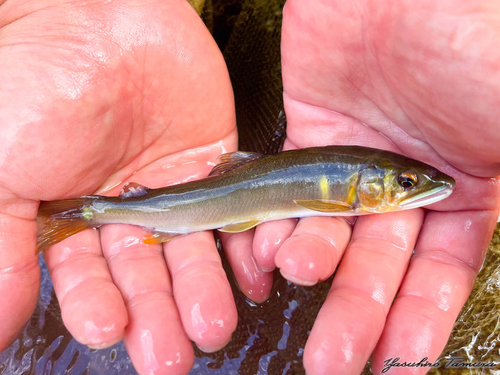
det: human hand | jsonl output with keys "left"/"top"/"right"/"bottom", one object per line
{"left": 0, "top": 0, "right": 237, "bottom": 374}
{"left": 222, "top": 0, "right": 500, "bottom": 373}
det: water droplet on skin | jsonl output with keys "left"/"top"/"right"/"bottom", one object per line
{"left": 341, "top": 333, "right": 354, "bottom": 363}
{"left": 191, "top": 303, "right": 208, "bottom": 338}
{"left": 464, "top": 220, "right": 472, "bottom": 232}
{"left": 102, "top": 324, "right": 115, "bottom": 333}
{"left": 261, "top": 238, "right": 270, "bottom": 258}
{"left": 140, "top": 330, "right": 159, "bottom": 374}
{"left": 436, "top": 284, "right": 453, "bottom": 312}
{"left": 212, "top": 319, "right": 224, "bottom": 328}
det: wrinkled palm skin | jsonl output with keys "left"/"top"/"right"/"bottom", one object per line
{"left": 224, "top": 1, "right": 499, "bottom": 375}
{"left": 1, "top": 0, "right": 500, "bottom": 375}
{"left": 0, "top": 0, "right": 237, "bottom": 374}
{"left": 276, "top": 1, "right": 500, "bottom": 374}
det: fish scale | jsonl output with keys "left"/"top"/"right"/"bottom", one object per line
{"left": 37, "top": 146, "right": 455, "bottom": 253}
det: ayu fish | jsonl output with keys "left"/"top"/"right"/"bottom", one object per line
{"left": 37, "top": 146, "right": 455, "bottom": 252}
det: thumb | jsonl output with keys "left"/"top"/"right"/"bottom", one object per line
{"left": 0, "top": 197, "right": 40, "bottom": 349}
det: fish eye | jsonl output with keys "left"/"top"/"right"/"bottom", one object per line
{"left": 398, "top": 171, "right": 418, "bottom": 190}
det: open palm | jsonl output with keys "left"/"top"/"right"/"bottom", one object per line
{"left": 0, "top": 0, "right": 237, "bottom": 373}
{"left": 222, "top": 1, "right": 500, "bottom": 374}
{"left": 281, "top": 1, "right": 500, "bottom": 374}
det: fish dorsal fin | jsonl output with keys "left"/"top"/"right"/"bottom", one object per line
{"left": 209, "top": 151, "right": 263, "bottom": 177}
{"left": 120, "top": 182, "right": 150, "bottom": 198}
{"left": 218, "top": 219, "right": 261, "bottom": 233}
{"left": 294, "top": 199, "right": 354, "bottom": 213}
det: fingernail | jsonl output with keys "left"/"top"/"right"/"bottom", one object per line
{"left": 279, "top": 270, "right": 317, "bottom": 286}
{"left": 260, "top": 265, "right": 275, "bottom": 273}
{"left": 196, "top": 335, "right": 232, "bottom": 353}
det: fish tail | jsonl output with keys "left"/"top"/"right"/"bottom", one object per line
{"left": 37, "top": 197, "right": 96, "bottom": 254}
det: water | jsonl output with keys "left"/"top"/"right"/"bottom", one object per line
{"left": 1, "top": 243, "right": 331, "bottom": 374}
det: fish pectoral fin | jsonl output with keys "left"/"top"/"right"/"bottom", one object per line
{"left": 294, "top": 199, "right": 354, "bottom": 213}
{"left": 120, "top": 182, "right": 150, "bottom": 198}
{"left": 218, "top": 220, "right": 261, "bottom": 233}
{"left": 208, "top": 151, "right": 263, "bottom": 177}
{"left": 143, "top": 231, "right": 181, "bottom": 245}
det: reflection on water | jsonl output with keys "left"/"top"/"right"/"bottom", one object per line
{"left": 1, "top": 238, "right": 332, "bottom": 374}
{"left": 5, "top": 228, "right": 500, "bottom": 374}
{"left": 0, "top": 255, "right": 135, "bottom": 375}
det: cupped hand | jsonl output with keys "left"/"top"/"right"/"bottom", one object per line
{"left": 223, "top": 0, "right": 500, "bottom": 374}
{"left": 0, "top": 0, "right": 237, "bottom": 373}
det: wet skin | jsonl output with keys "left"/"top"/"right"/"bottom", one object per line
{"left": 224, "top": 1, "right": 500, "bottom": 374}
{"left": 0, "top": 0, "right": 237, "bottom": 374}
{"left": 1, "top": 1, "right": 500, "bottom": 375}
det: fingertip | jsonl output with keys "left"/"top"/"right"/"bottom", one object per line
{"left": 174, "top": 263, "right": 238, "bottom": 350}
{"left": 62, "top": 282, "right": 128, "bottom": 348}
{"left": 253, "top": 219, "right": 296, "bottom": 272}
{"left": 196, "top": 334, "right": 232, "bottom": 353}
{"left": 279, "top": 270, "right": 317, "bottom": 286}
{"left": 238, "top": 261, "right": 274, "bottom": 303}
{"left": 124, "top": 297, "right": 195, "bottom": 375}
{"left": 220, "top": 230, "right": 273, "bottom": 302}
{"left": 247, "top": 272, "right": 273, "bottom": 303}
{"left": 274, "top": 217, "right": 350, "bottom": 286}
{"left": 275, "top": 234, "right": 336, "bottom": 286}
{"left": 241, "top": 267, "right": 273, "bottom": 303}
{"left": 166, "top": 232, "right": 238, "bottom": 352}
{"left": 303, "top": 341, "right": 333, "bottom": 375}
{"left": 253, "top": 236, "right": 276, "bottom": 272}
{"left": 303, "top": 328, "right": 349, "bottom": 375}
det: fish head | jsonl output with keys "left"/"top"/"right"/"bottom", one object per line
{"left": 380, "top": 161, "right": 455, "bottom": 211}
{"left": 355, "top": 156, "right": 455, "bottom": 213}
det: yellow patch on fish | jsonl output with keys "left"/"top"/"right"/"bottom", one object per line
{"left": 319, "top": 175, "right": 330, "bottom": 200}
{"left": 346, "top": 181, "right": 357, "bottom": 207}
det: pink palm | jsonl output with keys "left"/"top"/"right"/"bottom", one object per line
{"left": 0, "top": 0, "right": 237, "bottom": 374}
{"left": 223, "top": 1, "right": 500, "bottom": 374}
{"left": 281, "top": 1, "right": 500, "bottom": 373}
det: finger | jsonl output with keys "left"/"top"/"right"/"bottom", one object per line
{"left": 100, "top": 224, "right": 194, "bottom": 375}
{"left": 274, "top": 216, "right": 352, "bottom": 286}
{"left": 303, "top": 210, "right": 424, "bottom": 375}
{"left": 43, "top": 228, "right": 128, "bottom": 348}
{"left": 165, "top": 231, "right": 238, "bottom": 351}
{"left": 253, "top": 219, "right": 297, "bottom": 272}
{"left": 219, "top": 230, "right": 273, "bottom": 303}
{"left": 372, "top": 210, "right": 499, "bottom": 375}
{"left": 0, "top": 212, "right": 40, "bottom": 349}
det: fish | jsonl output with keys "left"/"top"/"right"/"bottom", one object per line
{"left": 37, "top": 146, "right": 455, "bottom": 253}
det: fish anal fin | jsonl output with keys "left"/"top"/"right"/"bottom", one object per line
{"left": 120, "top": 182, "right": 150, "bottom": 198}
{"left": 143, "top": 232, "right": 180, "bottom": 245}
{"left": 218, "top": 220, "right": 261, "bottom": 233}
{"left": 294, "top": 199, "right": 354, "bottom": 213}
{"left": 209, "top": 151, "right": 263, "bottom": 177}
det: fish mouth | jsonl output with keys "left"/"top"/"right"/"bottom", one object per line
{"left": 399, "top": 185, "right": 453, "bottom": 210}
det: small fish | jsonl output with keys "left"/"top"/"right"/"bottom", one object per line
{"left": 37, "top": 146, "right": 455, "bottom": 253}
